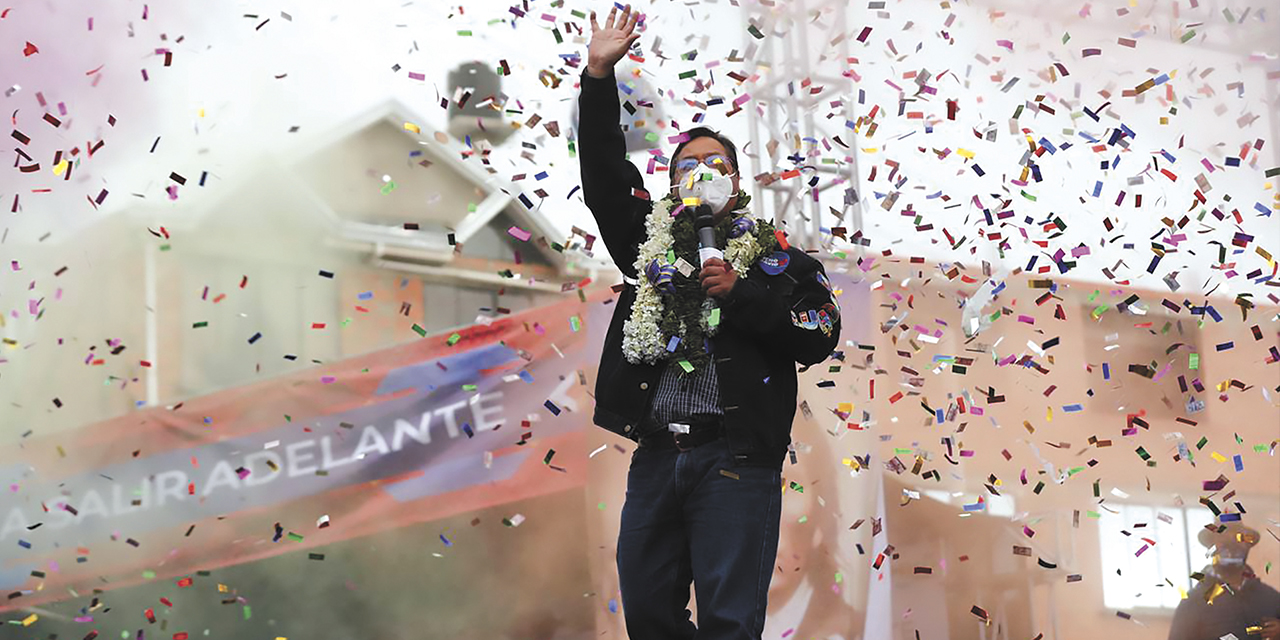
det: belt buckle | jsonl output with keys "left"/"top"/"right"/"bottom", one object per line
{"left": 669, "top": 423, "right": 694, "bottom": 453}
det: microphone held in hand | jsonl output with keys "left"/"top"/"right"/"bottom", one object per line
{"left": 694, "top": 205, "right": 723, "bottom": 266}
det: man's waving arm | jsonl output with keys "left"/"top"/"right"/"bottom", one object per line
{"left": 577, "top": 4, "right": 647, "bottom": 276}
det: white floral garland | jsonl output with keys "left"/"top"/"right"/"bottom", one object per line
{"left": 621, "top": 198, "right": 769, "bottom": 365}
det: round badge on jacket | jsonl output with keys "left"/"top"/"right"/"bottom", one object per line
{"left": 759, "top": 251, "right": 790, "bottom": 275}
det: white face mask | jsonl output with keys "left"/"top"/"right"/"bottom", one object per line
{"left": 676, "top": 165, "right": 736, "bottom": 213}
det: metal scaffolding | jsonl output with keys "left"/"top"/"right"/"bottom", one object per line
{"left": 739, "top": 0, "right": 864, "bottom": 255}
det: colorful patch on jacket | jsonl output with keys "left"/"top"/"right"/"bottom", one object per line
{"left": 815, "top": 271, "right": 840, "bottom": 313}
{"left": 791, "top": 305, "right": 836, "bottom": 336}
{"left": 759, "top": 251, "right": 790, "bottom": 276}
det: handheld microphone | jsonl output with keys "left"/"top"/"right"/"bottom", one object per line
{"left": 694, "top": 205, "right": 723, "bottom": 266}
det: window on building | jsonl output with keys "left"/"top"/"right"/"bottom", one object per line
{"left": 1097, "top": 502, "right": 1215, "bottom": 610}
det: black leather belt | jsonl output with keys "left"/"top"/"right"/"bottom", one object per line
{"left": 637, "top": 415, "right": 725, "bottom": 452}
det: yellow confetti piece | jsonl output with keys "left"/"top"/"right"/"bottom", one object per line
{"left": 52, "top": 160, "right": 69, "bottom": 176}
{"left": 1046, "top": 406, "right": 1053, "bottom": 422}
{"left": 838, "top": 402, "right": 853, "bottom": 414}
{"left": 1210, "top": 451, "right": 1227, "bottom": 463}
{"left": 404, "top": 122, "right": 421, "bottom": 134}
{"left": 957, "top": 148, "right": 975, "bottom": 159}
{"left": 21, "top": 614, "right": 37, "bottom": 626}
{"left": 682, "top": 197, "right": 702, "bottom": 207}
{"left": 198, "top": 108, "right": 205, "bottom": 118}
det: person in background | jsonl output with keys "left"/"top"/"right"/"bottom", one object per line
{"left": 1169, "top": 522, "right": 1280, "bottom": 640}
{"left": 576, "top": 4, "right": 843, "bottom": 639}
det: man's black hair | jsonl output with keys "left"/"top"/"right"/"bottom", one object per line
{"left": 668, "top": 126, "right": 739, "bottom": 183}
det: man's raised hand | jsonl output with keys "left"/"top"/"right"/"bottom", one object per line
{"left": 587, "top": 4, "right": 641, "bottom": 79}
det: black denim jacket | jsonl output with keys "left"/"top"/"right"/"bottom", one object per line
{"left": 577, "top": 69, "right": 842, "bottom": 468}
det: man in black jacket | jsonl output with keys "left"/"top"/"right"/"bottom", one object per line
{"left": 578, "top": 5, "right": 842, "bottom": 639}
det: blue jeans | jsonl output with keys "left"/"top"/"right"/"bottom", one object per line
{"left": 616, "top": 436, "right": 783, "bottom": 640}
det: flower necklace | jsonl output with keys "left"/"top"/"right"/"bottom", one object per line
{"left": 622, "top": 193, "right": 778, "bottom": 369}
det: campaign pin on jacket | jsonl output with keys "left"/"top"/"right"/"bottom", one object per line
{"left": 759, "top": 251, "right": 790, "bottom": 275}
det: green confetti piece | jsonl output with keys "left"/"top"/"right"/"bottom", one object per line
{"left": 708, "top": 307, "right": 721, "bottom": 327}
{"left": 1020, "top": 189, "right": 1037, "bottom": 201}
{"left": 380, "top": 181, "right": 396, "bottom": 195}
{"left": 467, "top": 202, "right": 478, "bottom": 212}
{"left": 1135, "top": 446, "right": 1151, "bottom": 460}
{"left": 447, "top": 332, "right": 462, "bottom": 346}
{"left": 677, "top": 359, "right": 694, "bottom": 373}
{"left": 411, "top": 323, "right": 427, "bottom": 337}
{"left": 666, "top": 249, "right": 675, "bottom": 265}
{"left": 462, "top": 384, "right": 477, "bottom": 392}
{"left": 1062, "top": 32, "right": 1071, "bottom": 44}
{"left": 192, "top": 321, "right": 208, "bottom": 328}
{"left": 569, "top": 316, "right": 582, "bottom": 332}
{"left": 788, "top": 481, "right": 804, "bottom": 493}
{"left": 552, "top": 28, "right": 563, "bottom": 44}
{"left": 1196, "top": 436, "right": 1208, "bottom": 450}
{"left": 243, "top": 606, "right": 252, "bottom": 620}
{"left": 1090, "top": 304, "right": 1109, "bottom": 319}
{"left": 1254, "top": 444, "right": 1269, "bottom": 453}
{"left": 835, "top": 571, "right": 843, "bottom": 584}
{"left": 645, "top": 131, "right": 659, "bottom": 143}
{"left": 597, "top": 502, "right": 606, "bottom": 510}
{"left": 1189, "top": 353, "right": 1199, "bottom": 369}
{"left": 287, "top": 532, "right": 304, "bottom": 542}
{"left": 1086, "top": 510, "right": 1100, "bottom": 519}
{"left": 893, "top": 448, "right": 914, "bottom": 455}
{"left": 747, "top": 24, "right": 765, "bottom": 39}
{"left": 678, "top": 70, "right": 697, "bottom": 80}
{"left": 1180, "top": 29, "right": 1196, "bottom": 43}
{"left": 798, "top": 515, "right": 808, "bottom": 523}
{"left": 142, "top": 570, "right": 156, "bottom": 580}
{"left": 567, "top": 139, "right": 577, "bottom": 158}
{"left": 159, "top": 244, "right": 172, "bottom": 252}
{"left": 1067, "top": 466, "right": 1085, "bottom": 476}
{"left": 457, "top": 30, "right": 472, "bottom": 36}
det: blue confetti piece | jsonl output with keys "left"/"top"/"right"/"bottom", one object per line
{"left": 1219, "top": 512, "right": 1242, "bottom": 522}
{"left": 18, "top": 540, "right": 31, "bottom": 549}
{"left": 440, "top": 534, "right": 452, "bottom": 547}
{"left": 666, "top": 336, "right": 681, "bottom": 352}
{"left": 543, "top": 400, "right": 561, "bottom": 416}
{"left": 1233, "top": 455, "right": 1243, "bottom": 472}
{"left": 518, "top": 370, "right": 534, "bottom": 384}
{"left": 357, "top": 291, "right": 374, "bottom": 300}
{"left": 935, "top": 408, "right": 945, "bottom": 423}
{"left": 1102, "top": 363, "right": 1111, "bottom": 380}
{"left": 1091, "top": 181, "right": 1103, "bottom": 197}
{"left": 248, "top": 332, "right": 262, "bottom": 345}
{"left": 608, "top": 599, "right": 619, "bottom": 614}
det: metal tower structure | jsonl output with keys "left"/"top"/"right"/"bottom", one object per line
{"left": 739, "top": 0, "right": 865, "bottom": 255}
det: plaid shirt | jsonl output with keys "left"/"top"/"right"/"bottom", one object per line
{"left": 637, "top": 360, "right": 724, "bottom": 438}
